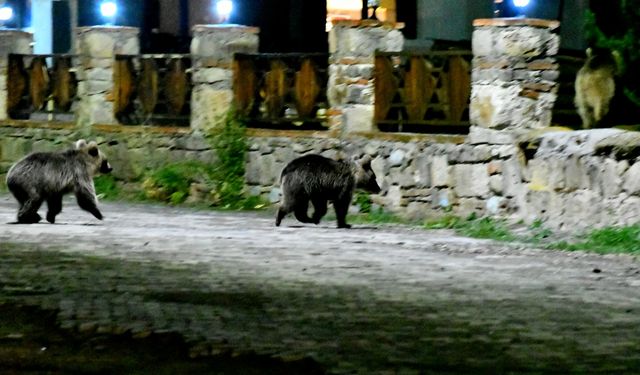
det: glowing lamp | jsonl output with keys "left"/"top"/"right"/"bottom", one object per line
{"left": 0, "top": 5, "right": 13, "bottom": 22}
{"left": 100, "top": 1, "right": 118, "bottom": 18}
{"left": 513, "top": 0, "right": 530, "bottom": 7}
{"left": 216, "top": 0, "right": 233, "bottom": 20}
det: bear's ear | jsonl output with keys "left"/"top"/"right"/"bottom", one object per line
{"left": 75, "top": 139, "right": 87, "bottom": 150}
{"left": 88, "top": 146, "right": 99, "bottom": 157}
{"left": 360, "top": 155, "right": 372, "bottom": 169}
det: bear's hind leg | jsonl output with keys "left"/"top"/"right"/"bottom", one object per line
{"left": 311, "top": 198, "right": 328, "bottom": 224}
{"left": 293, "top": 199, "right": 314, "bottom": 224}
{"left": 46, "top": 194, "right": 63, "bottom": 224}
{"left": 18, "top": 197, "right": 43, "bottom": 224}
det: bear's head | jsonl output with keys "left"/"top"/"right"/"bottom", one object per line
{"left": 353, "top": 155, "right": 381, "bottom": 194}
{"left": 75, "top": 140, "right": 113, "bottom": 175}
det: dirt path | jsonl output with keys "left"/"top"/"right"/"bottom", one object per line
{"left": 1, "top": 194, "right": 639, "bottom": 373}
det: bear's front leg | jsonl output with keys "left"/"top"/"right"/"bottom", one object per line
{"left": 333, "top": 197, "right": 351, "bottom": 229}
{"left": 46, "top": 194, "right": 63, "bottom": 223}
{"left": 75, "top": 185, "right": 103, "bottom": 220}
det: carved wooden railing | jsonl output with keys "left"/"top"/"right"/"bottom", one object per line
{"left": 6, "top": 54, "right": 77, "bottom": 121}
{"left": 114, "top": 54, "right": 191, "bottom": 126}
{"left": 375, "top": 50, "right": 472, "bottom": 134}
{"left": 233, "top": 53, "right": 329, "bottom": 130}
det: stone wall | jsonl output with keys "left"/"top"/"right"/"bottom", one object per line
{"left": 3, "top": 18, "right": 640, "bottom": 231}
{"left": 3, "top": 122, "right": 640, "bottom": 231}
{"left": 470, "top": 18, "right": 560, "bottom": 130}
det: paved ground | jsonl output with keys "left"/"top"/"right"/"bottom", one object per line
{"left": 1, "top": 194, "right": 639, "bottom": 374}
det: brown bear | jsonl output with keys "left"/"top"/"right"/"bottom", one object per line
{"left": 575, "top": 48, "right": 622, "bottom": 128}
{"left": 6, "top": 139, "right": 112, "bottom": 224}
{"left": 275, "top": 154, "right": 381, "bottom": 229}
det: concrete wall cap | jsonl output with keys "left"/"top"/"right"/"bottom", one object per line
{"left": 473, "top": 18, "right": 560, "bottom": 30}
{"left": 192, "top": 24, "right": 260, "bottom": 34}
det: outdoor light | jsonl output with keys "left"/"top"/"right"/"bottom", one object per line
{"left": 513, "top": 0, "right": 530, "bottom": 8}
{"left": 0, "top": 5, "right": 13, "bottom": 22}
{"left": 100, "top": 0, "right": 118, "bottom": 20}
{"left": 216, "top": 0, "right": 233, "bottom": 21}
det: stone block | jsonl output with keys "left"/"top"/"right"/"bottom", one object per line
{"left": 452, "top": 164, "right": 490, "bottom": 198}
{"left": 412, "top": 155, "right": 431, "bottom": 188}
{"left": 430, "top": 155, "right": 450, "bottom": 188}
{"left": 489, "top": 174, "right": 503, "bottom": 194}
{"left": 342, "top": 105, "right": 374, "bottom": 133}
{"left": 330, "top": 22, "right": 403, "bottom": 60}
{"left": 192, "top": 68, "right": 233, "bottom": 85}
{"left": 471, "top": 28, "right": 494, "bottom": 57}
{"left": 623, "top": 162, "right": 640, "bottom": 195}
{"left": 190, "top": 86, "right": 233, "bottom": 131}
{"left": 191, "top": 25, "right": 259, "bottom": 64}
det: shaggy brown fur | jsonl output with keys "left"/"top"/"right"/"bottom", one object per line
{"left": 6, "top": 140, "right": 112, "bottom": 224}
{"left": 575, "top": 48, "right": 622, "bottom": 128}
{"left": 275, "top": 154, "right": 381, "bottom": 229}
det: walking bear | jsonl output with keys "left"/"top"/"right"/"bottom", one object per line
{"left": 275, "top": 154, "right": 381, "bottom": 229}
{"left": 6, "top": 140, "right": 112, "bottom": 224}
{"left": 575, "top": 47, "right": 622, "bottom": 128}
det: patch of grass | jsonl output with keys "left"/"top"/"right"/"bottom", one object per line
{"left": 94, "top": 174, "right": 122, "bottom": 200}
{"left": 424, "top": 213, "right": 516, "bottom": 242}
{"left": 348, "top": 207, "right": 406, "bottom": 225}
{"left": 549, "top": 225, "right": 640, "bottom": 254}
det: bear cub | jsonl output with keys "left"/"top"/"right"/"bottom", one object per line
{"left": 275, "top": 154, "right": 381, "bottom": 229}
{"left": 6, "top": 139, "right": 112, "bottom": 224}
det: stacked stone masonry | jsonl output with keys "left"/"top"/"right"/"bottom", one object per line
{"left": 75, "top": 26, "right": 140, "bottom": 126}
{"left": 470, "top": 18, "right": 560, "bottom": 130}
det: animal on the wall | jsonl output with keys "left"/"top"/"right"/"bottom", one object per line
{"left": 574, "top": 47, "right": 622, "bottom": 129}
{"left": 275, "top": 154, "right": 381, "bottom": 229}
{"left": 6, "top": 140, "right": 112, "bottom": 224}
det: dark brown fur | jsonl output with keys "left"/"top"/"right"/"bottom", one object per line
{"left": 275, "top": 154, "right": 381, "bottom": 229}
{"left": 6, "top": 140, "right": 112, "bottom": 224}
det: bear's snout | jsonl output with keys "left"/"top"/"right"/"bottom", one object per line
{"left": 101, "top": 160, "right": 113, "bottom": 174}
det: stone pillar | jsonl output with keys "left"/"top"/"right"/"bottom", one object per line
{"left": 190, "top": 24, "right": 259, "bottom": 131}
{"left": 470, "top": 18, "right": 560, "bottom": 140}
{"left": 0, "top": 30, "right": 33, "bottom": 120}
{"left": 75, "top": 26, "right": 139, "bottom": 126}
{"left": 328, "top": 20, "right": 404, "bottom": 134}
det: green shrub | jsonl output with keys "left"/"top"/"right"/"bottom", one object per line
{"left": 142, "top": 161, "right": 216, "bottom": 205}
{"left": 94, "top": 175, "right": 121, "bottom": 200}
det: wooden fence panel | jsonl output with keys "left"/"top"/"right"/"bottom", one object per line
{"left": 52, "top": 57, "right": 75, "bottom": 111}
{"left": 6, "top": 55, "right": 28, "bottom": 116}
{"left": 113, "top": 54, "right": 191, "bottom": 126}
{"left": 294, "top": 59, "right": 321, "bottom": 118}
{"left": 375, "top": 51, "right": 472, "bottom": 134}
{"left": 6, "top": 54, "right": 77, "bottom": 120}
{"left": 233, "top": 57, "right": 257, "bottom": 117}
{"left": 232, "top": 53, "right": 329, "bottom": 130}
